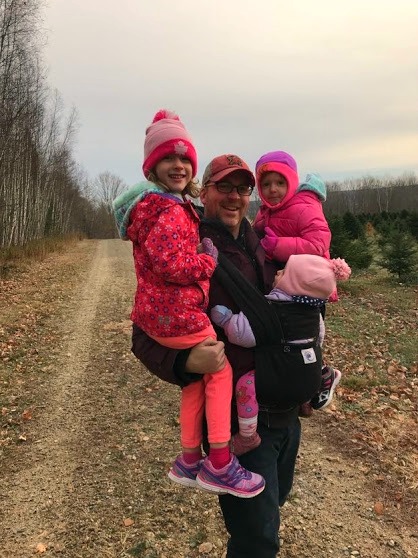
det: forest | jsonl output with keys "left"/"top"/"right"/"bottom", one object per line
{"left": 1, "top": 0, "right": 417, "bottom": 283}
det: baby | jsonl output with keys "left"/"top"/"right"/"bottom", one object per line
{"left": 211, "top": 254, "right": 351, "bottom": 455}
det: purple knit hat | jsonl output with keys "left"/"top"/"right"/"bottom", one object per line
{"left": 256, "top": 151, "right": 297, "bottom": 173}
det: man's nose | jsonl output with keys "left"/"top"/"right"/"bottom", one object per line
{"left": 227, "top": 187, "right": 241, "bottom": 198}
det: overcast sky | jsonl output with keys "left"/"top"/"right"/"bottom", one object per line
{"left": 44, "top": 0, "right": 418, "bottom": 186}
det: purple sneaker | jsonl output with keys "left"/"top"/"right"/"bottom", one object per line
{"left": 168, "top": 455, "right": 202, "bottom": 487}
{"left": 196, "top": 455, "right": 265, "bottom": 498}
{"left": 311, "top": 366, "right": 342, "bottom": 410}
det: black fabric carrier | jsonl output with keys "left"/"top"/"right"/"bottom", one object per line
{"left": 215, "top": 254, "right": 322, "bottom": 409}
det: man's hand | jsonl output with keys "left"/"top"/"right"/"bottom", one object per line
{"left": 185, "top": 337, "right": 226, "bottom": 374}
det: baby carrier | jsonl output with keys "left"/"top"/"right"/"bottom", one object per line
{"left": 215, "top": 254, "right": 322, "bottom": 408}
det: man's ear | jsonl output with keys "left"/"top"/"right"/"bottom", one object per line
{"left": 200, "top": 187, "right": 207, "bottom": 205}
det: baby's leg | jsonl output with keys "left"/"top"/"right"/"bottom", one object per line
{"left": 236, "top": 371, "right": 258, "bottom": 426}
{"left": 233, "top": 371, "right": 261, "bottom": 456}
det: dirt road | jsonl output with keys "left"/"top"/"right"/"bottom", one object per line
{"left": 0, "top": 239, "right": 417, "bottom": 557}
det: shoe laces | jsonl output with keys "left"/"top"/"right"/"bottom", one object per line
{"left": 231, "top": 460, "right": 252, "bottom": 481}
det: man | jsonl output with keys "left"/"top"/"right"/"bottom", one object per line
{"left": 132, "top": 154, "right": 301, "bottom": 558}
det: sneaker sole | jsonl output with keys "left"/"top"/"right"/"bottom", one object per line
{"left": 167, "top": 470, "right": 197, "bottom": 488}
{"left": 195, "top": 476, "right": 265, "bottom": 498}
{"left": 314, "top": 369, "right": 342, "bottom": 410}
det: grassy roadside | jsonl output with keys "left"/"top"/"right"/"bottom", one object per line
{"left": 321, "top": 268, "right": 418, "bottom": 520}
{"left": 0, "top": 239, "right": 98, "bottom": 453}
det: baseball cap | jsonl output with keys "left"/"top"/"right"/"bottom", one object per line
{"left": 202, "top": 154, "right": 255, "bottom": 186}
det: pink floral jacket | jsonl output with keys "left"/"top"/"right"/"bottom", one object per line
{"left": 126, "top": 191, "right": 216, "bottom": 337}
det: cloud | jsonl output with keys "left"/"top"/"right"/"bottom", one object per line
{"left": 45, "top": 0, "right": 418, "bottom": 184}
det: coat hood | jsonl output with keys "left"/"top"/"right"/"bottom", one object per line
{"left": 297, "top": 173, "right": 327, "bottom": 202}
{"left": 112, "top": 181, "right": 164, "bottom": 240}
{"left": 255, "top": 150, "right": 299, "bottom": 209}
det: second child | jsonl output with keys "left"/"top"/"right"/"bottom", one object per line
{"left": 253, "top": 150, "right": 340, "bottom": 411}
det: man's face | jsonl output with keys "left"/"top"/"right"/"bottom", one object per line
{"left": 200, "top": 170, "right": 251, "bottom": 238}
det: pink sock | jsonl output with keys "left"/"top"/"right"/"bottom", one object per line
{"left": 208, "top": 446, "right": 231, "bottom": 469}
{"left": 182, "top": 450, "right": 202, "bottom": 464}
{"left": 238, "top": 415, "right": 258, "bottom": 438}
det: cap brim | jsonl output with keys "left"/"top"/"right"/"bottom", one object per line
{"left": 208, "top": 167, "right": 255, "bottom": 186}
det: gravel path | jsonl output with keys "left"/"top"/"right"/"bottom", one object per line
{"left": 0, "top": 239, "right": 416, "bottom": 557}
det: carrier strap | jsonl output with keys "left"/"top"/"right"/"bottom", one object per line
{"left": 214, "top": 254, "right": 285, "bottom": 345}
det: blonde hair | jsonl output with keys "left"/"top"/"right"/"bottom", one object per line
{"left": 147, "top": 170, "right": 201, "bottom": 199}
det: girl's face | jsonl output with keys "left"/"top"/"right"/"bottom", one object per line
{"left": 154, "top": 155, "right": 193, "bottom": 193}
{"left": 260, "top": 172, "right": 288, "bottom": 205}
{"left": 273, "top": 269, "right": 284, "bottom": 288}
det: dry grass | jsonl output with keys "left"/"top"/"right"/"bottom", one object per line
{"left": 322, "top": 267, "right": 418, "bottom": 520}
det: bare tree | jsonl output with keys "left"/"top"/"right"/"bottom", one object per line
{"left": 0, "top": 0, "right": 97, "bottom": 247}
{"left": 93, "top": 171, "right": 127, "bottom": 213}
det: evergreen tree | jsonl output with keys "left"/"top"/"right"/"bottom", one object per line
{"left": 345, "top": 238, "right": 373, "bottom": 270}
{"left": 329, "top": 216, "right": 351, "bottom": 258}
{"left": 343, "top": 212, "right": 364, "bottom": 239}
{"left": 378, "top": 228, "right": 417, "bottom": 281}
{"left": 407, "top": 212, "right": 418, "bottom": 240}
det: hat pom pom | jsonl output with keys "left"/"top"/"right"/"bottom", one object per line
{"left": 331, "top": 258, "right": 351, "bottom": 281}
{"left": 152, "top": 109, "right": 179, "bottom": 123}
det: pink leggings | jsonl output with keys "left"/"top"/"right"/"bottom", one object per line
{"left": 235, "top": 370, "right": 258, "bottom": 419}
{"left": 150, "top": 325, "right": 232, "bottom": 448}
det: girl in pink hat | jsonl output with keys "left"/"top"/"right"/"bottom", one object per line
{"left": 113, "top": 110, "right": 264, "bottom": 498}
{"left": 211, "top": 254, "right": 351, "bottom": 455}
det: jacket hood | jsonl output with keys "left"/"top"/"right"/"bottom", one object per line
{"left": 297, "top": 173, "right": 327, "bottom": 202}
{"left": 255, "top": 151, "right": 299, "bottom": 210}
{"left": 113, "top": 181, "right": 164, "bottom": 240}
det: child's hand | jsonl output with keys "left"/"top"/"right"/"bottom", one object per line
{"left": 260, "top": 227, "right": 277, "bottom": 258}
{"left": 201, "top": 237, "right": 218, "bottom": 263}
{"left": 210, "top": 305, "right": 232, "bottom": 327}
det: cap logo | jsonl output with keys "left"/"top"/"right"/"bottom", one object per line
{"left": 174, "top": 141, "right": 188, "bottom": 155}
{"left": 226, "top": 155, "right": 243, "bottom": 167}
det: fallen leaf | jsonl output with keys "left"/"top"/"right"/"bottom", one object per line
{"left": 36, "top": 542, "right": 47, "bottom": 553}
{"left": 22, "top": 408, "right": 32, "bottom": 420}
{"left": 374, "top": 501, "right": 384, "bottom": 515}
{"left": 199, "top": 542, "right": 214, "bottom": 553}
{"left": 123, "top": 518, "right": 134, "bottom": 527}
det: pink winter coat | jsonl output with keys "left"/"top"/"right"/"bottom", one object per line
{"left": 126, "top": 192, "right": 216, "bottom": 337}
{"left": 253, "top": 173, "right": 337, "bottom": 300}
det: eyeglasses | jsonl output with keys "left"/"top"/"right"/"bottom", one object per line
{"left": 207, "top": 182, "right": 254, "bottom": 196}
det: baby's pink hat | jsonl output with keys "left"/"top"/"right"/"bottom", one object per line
{"left": 142, "top": 109, "right": 197, "bottom": 179}
{"left": 276, "top": 254, "right": 351, "bottom": 299}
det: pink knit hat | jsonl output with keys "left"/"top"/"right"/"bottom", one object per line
{"left": 142, "top": 109, "right": 197, "bottom": 179}
{"left": 275, "top": 254, "right": 351, "bottom": 299}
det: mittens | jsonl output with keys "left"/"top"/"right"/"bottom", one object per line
{"left": 201, "top": 237, "right": 218, "bottom": 263}
{"left": 210, "top": 305, "right": 233, "bottom": 327}
{"left": 260, "top": 227, "right": 278, "bottom": 258}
